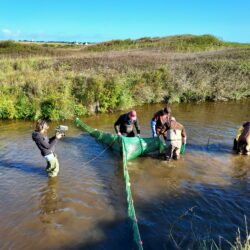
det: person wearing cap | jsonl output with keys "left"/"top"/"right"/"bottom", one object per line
{"left": 32, "top": 119, "right": 63, "bottom": 177}
{"left": 235, "top": 121, "right": 250, "bottom": 155}
{"left": 151, "top": 106, "right": 171, "bottom": 138}
{"left": 114, "top": 110, "right": 140, "bottom": 137}
{"left": 164, "top": 117, "right": 187, "bottom": 161}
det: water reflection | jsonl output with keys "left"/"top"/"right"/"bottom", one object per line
{"left": 39, "top": 178, "right": 60, "bottom": 223}
{"left": 230, "top": 155, "right": 250, "bottom": 179}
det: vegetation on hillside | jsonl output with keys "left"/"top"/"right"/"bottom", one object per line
{"left": 0, "top": 40, "right": 81, "bottom": 57}
{"left": 83, "top": 34, "right": 250, "bottom": 52}
{"left": 0, "top": 35, "right": 250, "bottom": 120}
{"left": 1, "top": 35, "right": 250, "bottom": 56}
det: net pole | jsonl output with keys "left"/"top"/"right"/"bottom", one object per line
{"left": 75, "top": 118, "right": 143, "bottom": 249}
{"left": 122, "top": 138, "right": 143, "bottom": 250}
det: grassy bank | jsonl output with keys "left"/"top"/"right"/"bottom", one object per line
{"left": 0, "top": 35, "right": 250, "bottom": 120}
{"left": 83, "top": 34, "right": 250, "bottom": 53}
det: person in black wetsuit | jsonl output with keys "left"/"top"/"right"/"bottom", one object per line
{"left": 32, "top": 119, "right": 62, "bottom": 177}
{"left": 114, "top": 110, "right": 140, "bottom": 137}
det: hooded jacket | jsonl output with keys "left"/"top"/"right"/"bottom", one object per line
{"left": 32, "top": 131, "right": 57, "bottom": 156}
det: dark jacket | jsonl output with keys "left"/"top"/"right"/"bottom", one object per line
{"left": 114, "top": 113, "right": 140, "bottom": 136}
{"left": 152, "top": 110, "right": 164, "bottom": 122}
{"left": 238, "top": 122, "right": 250, "bottom": 145}
{"left": 32, "top": 131, "right": 57, "bottom": 156}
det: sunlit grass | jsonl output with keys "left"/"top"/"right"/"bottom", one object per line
{"left": 0, "top": 35, "right": 250, "bottom": 120}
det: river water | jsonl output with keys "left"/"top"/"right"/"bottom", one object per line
{"left": 0, "top": 100, "right": 249, "bottom": 250}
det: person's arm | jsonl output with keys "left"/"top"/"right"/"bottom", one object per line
{"left": 49, "top": 136, "right": 57, "bottom": 144}
{"left": 181, "top": 128, "right": 187, "bottom": 144}
{"left": 151, "top": 120, "right": 157, "bottom": 137}
{"left": 236, "top": 127, "right": 244, "bottom": 141}
{"left": 39, "top": 134, "right": 58, "bottom": 150}
{"left": 163, "top": 121, "right": 171, "bottom": 138}
{"left": 114, "top": 116, "right": 122, "bottom": 135}
{"left": 134, "top": 119, "right": 141, "bottom": 135}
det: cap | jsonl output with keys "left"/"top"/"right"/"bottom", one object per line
{"left": 129, "top": 110, "right": 137, "bottom": 121}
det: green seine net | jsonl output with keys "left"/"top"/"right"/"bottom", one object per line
{"left": 180, "top": 143, "right": 185, "bottom": 154}
{"left": 75, "top": 118, "right": 166, "bottom": 160}
{"left": 75, "top": 118, "right": 184, "bottom": 249}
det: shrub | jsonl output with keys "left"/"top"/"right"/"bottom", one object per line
{"left": 0, "top": 95, "right": 16, "bottom": 119}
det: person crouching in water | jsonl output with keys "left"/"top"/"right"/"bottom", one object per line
{"left": 151, "top": 106, "right": 171, "bottom": 138}
{"left": 114, "top": 110, "right": 140, "bottom": 137}
{"left": 235, "top": 121, "right": 250, "bottom": 155}
{"left": 165, "top": 117, "right": 187, "bottom": 161}
{"left": 154, "top": 110, "right": 169, "bottom": 140}
{"left": 32, "top": 119, "right": 63, "bottom": 177}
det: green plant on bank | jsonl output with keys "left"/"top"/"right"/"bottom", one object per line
{"left": 0, "top": 34, "right": 250, "bottom": 120}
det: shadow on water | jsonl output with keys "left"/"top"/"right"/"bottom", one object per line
{"left": 41, "top": 182, "right": 135, "bottom": 250}
{"left": 136, "top": 192, "right": 249, "bottom": 250}
{"left": 60, "top": 133, "right": 249, "bottom": 250}
{"left": 60, "top": 134, "right": 135, "bottom": 250}
{"left": 63, "top": 219, "right": 134, "bottom": 250}
{"left": 59, "top": 137, "right": 250, "bottom": 250}
{"left": 57, "top": 183, "right": 249, "bottom": 250}
{"left": 0, "top": 159, "right": 46, "bottom": 177}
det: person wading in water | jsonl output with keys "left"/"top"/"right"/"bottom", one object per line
{"left": 151, "top": 106, "right": 171, "bottom": 138}
{"left": 164, "top": 117, "right": 187, "bottom": 161}
{"left": 234, "top": 121, "right": 250, "bottom": 155}
{"left": 114, "top": 110, "right": 140, "bottom": 137}
{"left": 32, "top": 120, "right": 63, "bottom": 177}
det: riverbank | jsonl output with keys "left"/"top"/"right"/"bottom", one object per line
{"left": 0, "top": 35, "right": 250, "bottom": 120}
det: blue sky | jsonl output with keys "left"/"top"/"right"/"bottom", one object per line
{"left": 0, "top": 0, "right": 250, "bottom": 43}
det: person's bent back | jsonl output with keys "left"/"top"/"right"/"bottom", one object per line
{"left": 114, "top": 110, "right": 140, "bottom": 137}
{"left": 165, "top": 117, "right": 187, "bottom": 161}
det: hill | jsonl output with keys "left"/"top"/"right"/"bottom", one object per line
{"left": 0, "top": 34, "right": 250, "bottom": 120}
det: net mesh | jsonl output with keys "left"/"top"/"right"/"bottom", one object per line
{"left": 75, "top": 118, "right": 166, "bottom": 249}
{"left": 75, "top": 118, "right": 165, "bottom": 159}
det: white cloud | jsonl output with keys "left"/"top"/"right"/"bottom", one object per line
{"left": 0, "top": 28, "right": 113, "bottom": 42}
{"left": 2, "top": 29, "right": 11, "bottom": 35}
{"left": 1, "top": 28, "right": 21, "bottom": 39}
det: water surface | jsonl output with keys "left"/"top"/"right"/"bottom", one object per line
{"left": 0, "top": 100, "right": 250, "bottom": 249}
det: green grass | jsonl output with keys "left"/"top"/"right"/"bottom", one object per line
{"left": 0, "top": 34, "right": 250, "bottom": 120}
{"left": 1, "top": 35, "right": 250, "bottom": 56}
{"left": 83, "top": 34, "right": 250, "bottom": 52}
{"left": 168, "top": 213, "right": 250, "bottom": 250}
{"left": 0, "top": 40, "right": 81, "bottom": 57}
{"left": 200, "top": 222, "right": 250, "bottom": 250}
